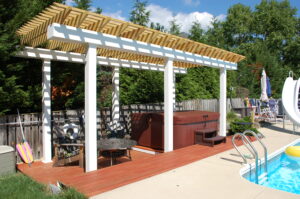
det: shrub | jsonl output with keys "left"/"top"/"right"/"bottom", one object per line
{"left": 229, "top": 116, "right": 259, "bottom": 134}
{"left": 227, "top": 111, "right": 238, "bottom": 122}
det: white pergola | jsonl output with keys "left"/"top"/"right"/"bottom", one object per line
{"left": 16, "top": 3, "right": 245, "bottom": 172}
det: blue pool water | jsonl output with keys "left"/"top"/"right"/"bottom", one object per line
{"left": 243, "top": 142, "right": 300, "bottom": 195}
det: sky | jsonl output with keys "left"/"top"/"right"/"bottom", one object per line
{"left": 66, "top": 0, "right": 300, "bottom": 32}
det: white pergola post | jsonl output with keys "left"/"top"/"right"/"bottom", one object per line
{"left": 112, "top": 67, "right": 120, "bottom": 122}
{"left": 85, "top": 44, "right": 98, "bottom": 172}
{"left": 219, "top": 67, "right": 227, "bottom": 136}
{"left": 173, "top": 74, "right": 176, "bottom": 111}
{"left": 164, "top": 59, "right": 174, "bottom": 152}
{"left": 42, "top": 59, "right": 52, "bottom": 163}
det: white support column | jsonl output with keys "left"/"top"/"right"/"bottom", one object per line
{"left": 85, "top": 44, "right": 98, "bottom": 172}
{"left": 173, "top": 73, "right": 176, "bottom": 111}
{"left": 112, "top": 67, "right": 120, "bottom": 122}
{"left": 42, "top": 59, "right": 52, "bottom": 163}
{"left": 164, "top": 59, "right": 174, "bottom": 152}
{"left": 219, "top": 67, "right": 227, "bottom": 136}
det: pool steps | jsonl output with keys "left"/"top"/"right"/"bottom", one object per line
{"left": 258, "top": 172, "right": 268, "bottom": 184}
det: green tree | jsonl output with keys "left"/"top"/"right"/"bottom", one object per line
{"left": 129, "top": 0, "right": 150, "bottom": 26}
{"left": 118, "top": 0, "right": 164, "bottom": 105}
{"left": 176, "top": 67, "right": 220, "bottom": 101}
{"left": 188, "top": 21, "right": 206, "bottom": 43}
{"left": 283, "top": 36, "right": 300, "bottom": 74}
{"left": 95, "top": 7, "right": 102, "bottom": 14}
{"left": 0, "top": 0, "right": 63, "bottom": 114}
{"left": 223, "top": 4, "right": 253, "bottom": 47}
{"left": 253, "top": 0, "right": 297, "bottom": 52}
{"left": 120, "top": 69, "right": 163, "bottom": 104}
{"left": 74, "top": 0, "right": 91, "bottom": 10}
{"left": 150, "top": 22, "right": 166, "bottom": 32}
{"left": 205, "top": 18, "right": 227, "bottom": 49}
{"left": 169, "top": 19, "right": 181, "bottom": 36}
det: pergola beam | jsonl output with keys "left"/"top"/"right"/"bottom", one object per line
{"left": 17, "top": 47, "right": 187, "bottom": 74}
{"left": 47, "top": 23, "right": 237, "bottom": 70}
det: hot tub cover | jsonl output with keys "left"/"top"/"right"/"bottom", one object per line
{"left": 151, "top": 111, "right": 219, "bottom": 125}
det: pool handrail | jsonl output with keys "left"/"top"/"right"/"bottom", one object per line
{"left": 232, "top": 133, "right": 259, "bottom": 184}
{"left": 243, "top": 130, "right": 268, "bottom": 177}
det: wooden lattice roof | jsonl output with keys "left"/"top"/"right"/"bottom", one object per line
{"left": 16, "top": 2, "right": 245, "bottom": 68}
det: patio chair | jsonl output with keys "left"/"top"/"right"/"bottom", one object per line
{"left": 259, "top": 99, "right": 277, "bottom": 122}
{"left": 52, "top": 122, "right": 84, "bottom": 167}
{"left": 269, "top": 99, "right": 278, "bottom": 115}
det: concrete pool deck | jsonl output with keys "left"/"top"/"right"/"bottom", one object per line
{"left": 92, "top": 122, "right": 300, "bottom": 199}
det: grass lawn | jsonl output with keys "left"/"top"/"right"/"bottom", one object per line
{"left": 0, "top": 173, "right": 86, "bottom": 199}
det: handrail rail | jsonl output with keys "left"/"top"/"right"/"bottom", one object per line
{"left": 232, "top": 133, "right": 247, "bottom": 164}
{"left": 232, "top": 133, "right": 259, "bottom": 184}
{"left": 243, "top": 130, "right": 268, "bottom": 175}
{"left": 241, "top": 135, "right": 256, "bottom": 159}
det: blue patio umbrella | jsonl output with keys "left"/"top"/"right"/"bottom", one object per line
{"left": 266, "top": 76, "right": 272, "bottom": 97}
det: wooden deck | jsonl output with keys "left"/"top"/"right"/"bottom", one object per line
{"left": 18, "top": 137, "right": 245, "bottom": 197}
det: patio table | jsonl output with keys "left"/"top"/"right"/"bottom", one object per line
{"left": 97, "top": 138, "right": 137, "bottom": 165}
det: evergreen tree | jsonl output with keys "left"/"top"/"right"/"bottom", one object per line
{"left": 188, "top": 21, "right": 206, "bottom": 43}
{"left": 95, "top": 7, "right": 102, "bottom": 14}
{"left": 205, "top": 18, "right": 227, "bottom": 49}
{"left": 0, "top": 0, "right": 63, "bottom": 115}
{"left": 169, "top": 19, "right": 181, "bottom": 36}
{"left": 74, "top": 0, "right": 91, "bottom": 10}
{"left": 150, "top": 22, "right": 166, "bottom": 32}
{"left": 119, "top": 0, "right": 164, "bottom": 105}
{"left": 129, "top": 0, "right": 150, "bottom": 26}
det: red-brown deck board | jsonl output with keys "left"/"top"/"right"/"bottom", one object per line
{"left": 18, "top": 137, "right": 246, "bottom": 197}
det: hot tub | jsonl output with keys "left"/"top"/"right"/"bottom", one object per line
{"left": 0, "top": 146, "right": 16, "bottom": 176}
{"left": 131, "top": 111, "right": 219, "bottom": 150}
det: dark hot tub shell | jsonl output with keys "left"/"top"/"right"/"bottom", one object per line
{"left": 131, "top": 111, "right": 220, "bottom": 150}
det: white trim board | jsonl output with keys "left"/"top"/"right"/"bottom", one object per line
{"left": 47, "top": 23, "right": 238, "bottom": 70}
{"left": 17, "top": 47, "right": 187, "bottom": 74}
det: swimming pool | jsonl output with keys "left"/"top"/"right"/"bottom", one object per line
{"left": 241, "top": 139, "right": 300, "bottom": 195}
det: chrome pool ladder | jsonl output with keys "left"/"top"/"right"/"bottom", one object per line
{"left": 232, "top": 130, "right": 268, "bottom": 184}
